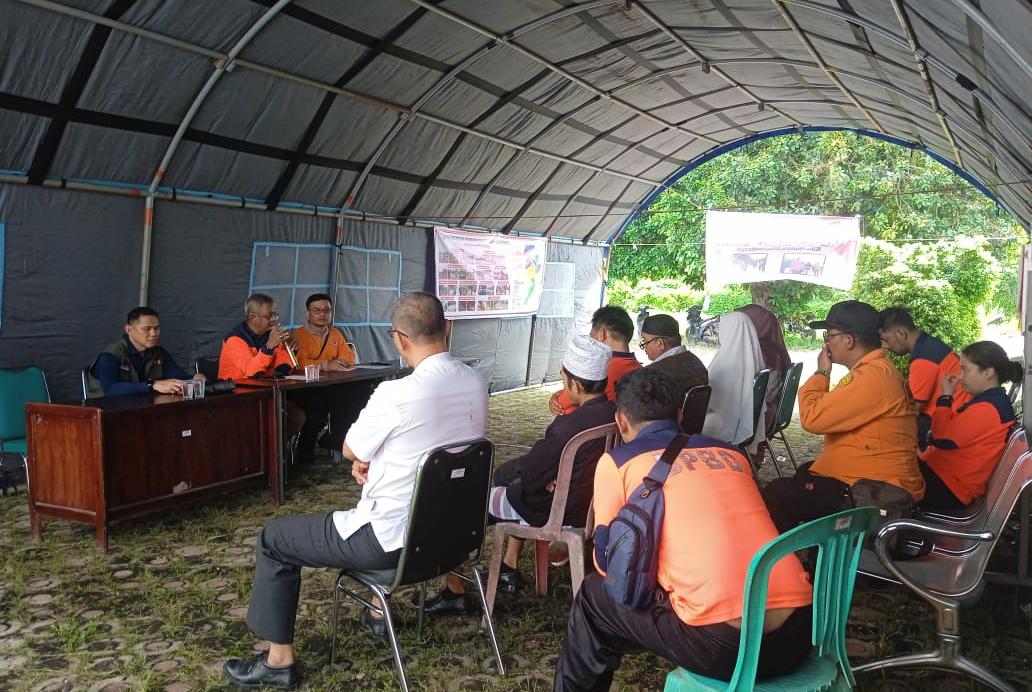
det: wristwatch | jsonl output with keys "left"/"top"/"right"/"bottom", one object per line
{"left": 814, "top": 368, "right": 832, "bottom": 378}
{"left": 146, "top": 380, "right": 155, "bottom": 391}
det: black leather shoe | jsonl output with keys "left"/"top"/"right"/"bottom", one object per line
{"left": 360, "top": 608, "right": 387, "bottom": 638}
{"left": 223, "top": 653, "right": 300, "bottom": 688}
{"left": 422, "top": 587, "right": 478, "bottom": 616}
{"left": 498, "top": 566, "right": 522, "bottom": 594}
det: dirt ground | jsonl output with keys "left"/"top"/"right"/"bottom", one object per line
{"left": 1, "top": 384, "right": 1030, "bottom": 691}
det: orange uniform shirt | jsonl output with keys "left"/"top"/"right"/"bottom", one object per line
{"left": 217, "top": 322, "right": 293, "bottom": 380}
{"left": 291, "top": 324, "right": 356, "bottom": 367}
{"left": 556, "top": 351, "right": 640, "bottom": 414}
{"left": 920, "top": 387, "right": 1015, "bottom": 504}
{"left": 801, "top": 349, "right": 924, "bottom": 500}
{"left": 593, "top": 421, "right": 812, "bottom": 626}
{"left": 909, "top": 332, "right": 970, "bottom": 415}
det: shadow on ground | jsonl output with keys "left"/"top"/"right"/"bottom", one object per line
{"left": 1, "top": 385, "right": 1030, "bottom": 690}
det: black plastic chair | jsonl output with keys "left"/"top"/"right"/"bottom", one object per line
{"left": 330, "top": 438, "right": 504, "bottom": 691}
{"left": 80, "top": 365, "right": 92, "bottom": 400}
{"left": 758, "top": 362, "right": 804, "bottom": 477}
{"left": 195, "top": 356, "right": 219, "bottom": 381}
{"left": 680, "top": 384, "right": 711, "bottom": 435}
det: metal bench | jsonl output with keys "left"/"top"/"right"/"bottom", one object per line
{"left": 853, "top": 426, "right": 1032, "bottom": 692}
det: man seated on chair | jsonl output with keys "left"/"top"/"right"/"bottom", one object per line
{"left": 553, "top": 368, "right": 813, "bottom": 690}
{"left": 87, "top": 306, "right": 202, "bottom": 397}
{"left": 287, "top": 293, "right": 360, "bottom": 464}
{"left": 223, "top": 292, "right": 488, "bottom": 688}
{"left": 762, "top": 301, "right": 924, "bottom": 533}
{"left": 878, "top": 306, "right": 971, "bottom": 450}
{"left": 550, "top": 306, "right": 640, "bottom": 416}
{"left": 218, "top": 292, "right": 295, "bottom": 380}
{"left": 424, "top": 335, "right": 616, "bottom": 615}
{"left": 639, "top": 313, "right": 708, "bottom": 401}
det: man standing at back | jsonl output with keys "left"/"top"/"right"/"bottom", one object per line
{"left": 554, "top": 368, "right": 813, "bottom": 689}
{"left": 763, "top": 300, "right": 923, "bottom": 532}
{"left": 550, "top": 306, "right": 640, "bottom": 416}
{"left": 639, "top": 313, "right": 708, "bottom": 401}
{"left": 879, "top": 307, "right": 971, "bottom": 448}
{"left": 223, "top": 292, "right": 488, "bottom": 687}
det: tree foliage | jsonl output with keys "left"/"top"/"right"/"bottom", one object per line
{"left": 608, "top": 131, "right": 1025, "bottom": 335}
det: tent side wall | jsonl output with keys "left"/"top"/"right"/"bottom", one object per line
{"left": 0, "top": 184, "right": 603, "bottom": 401}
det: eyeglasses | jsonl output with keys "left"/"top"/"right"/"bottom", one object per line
{"left": 309, "top": 307, "right": 333, "bottom": 314}
{"left": 823, "top": 330, "right": 847, "bottom": 343}
{"left": 639, "top": 336, "right": 662, "bottom": 349}
{"left": 387, "top": 327, "right": 408, "bottom": 340}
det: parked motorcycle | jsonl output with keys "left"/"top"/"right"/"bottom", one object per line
{"left": 686, "top": 305, "right": 719, "bottom": 345}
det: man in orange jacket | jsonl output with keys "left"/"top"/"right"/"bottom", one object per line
{"left": 762, "top": 300, "right": 923, "bottom": 533}
{"left": 218, "top": 293, "right": 295, "bottom": 380}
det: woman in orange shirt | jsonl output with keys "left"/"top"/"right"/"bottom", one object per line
{"left": 919, "top": 341, "right": 1021, "bottom": 510}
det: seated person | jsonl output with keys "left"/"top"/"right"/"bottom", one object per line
{"left": 879, "top": 307, "right": 971, "bottom": 449}
{"left": 87, "top": 306, "right": 201, "bottom": 397}
{"left": 640, "top": 313, "right": 708, "bottom": 401}
{"left": 553, "top": 368, "right": 813, "bottom": 690}
{"left": 736, "top": 304, "right": 792, "bottom": 432}
{"left": 919, "top": 341, "right": 1020, "bottom": 510}
{"left": 218, "top": 293, "right": 294, "bottom": 380}
{"left": 550, "top": 306, "right": 640, "bottom": 416}
{"left": 763, "top": 301, "right": 923, "bottom": 533}
{"left": 425, "top": 335, "right": 616, "bottom": 614}
{"left": 223, "top": 293, "right": 488, "bottom": 688}
{"left": 288, "top": 293, "right": 359, "bottom": 464}
{"left": 701, "top": 311, "right": 765, "bottom": 448}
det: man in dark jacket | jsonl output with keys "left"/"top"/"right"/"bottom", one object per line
{"left": 640, "top": 313, "right": 708, "bottom": 401}
{"left": 423, "top": 334, "right": 616, "bottom": 615}
{"left": 87, "top": 306, "right": 200, "bottom": 397}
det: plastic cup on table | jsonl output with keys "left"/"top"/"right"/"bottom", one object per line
{"left": 182, "top": 380, "right": 195, "bottom": 400}
{"left": 194, "top": 378, "right": 205, "bottom": 398}
{"left": 304, "top": 364, "right": 320, "bottom": 382}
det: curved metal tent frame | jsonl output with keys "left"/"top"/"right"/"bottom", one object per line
{"left": 0, "top": 0, "right": 1026, "bottom": 247}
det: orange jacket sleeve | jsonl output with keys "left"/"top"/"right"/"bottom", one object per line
{"left": 591, "top": 453, "right": 624, "bottom": 576}
{"left": 927, "top": 400, "right": 999, "bottom": 451}
{"left": 908, "top": 359, "right": 938, "bottom": 405}
{"left": 798, "top": 369, "right": 883, "bottom": 434}
{"left": 218, "top": 336, "right": 288, "bottom": 380}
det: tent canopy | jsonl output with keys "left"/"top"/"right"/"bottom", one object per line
{"left": 1, "top": 0, "right": 1029, "bottom": 241}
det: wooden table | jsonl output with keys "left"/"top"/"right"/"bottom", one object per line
{"left": 235, "top": 362, "right": 409, "bottom": 499}
{"left": 26, "top": 388, "right": 277, "bottom": 553}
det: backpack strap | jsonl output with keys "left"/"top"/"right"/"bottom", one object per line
{"left": 644, "top": 432, "right": 690, "bottom": 487}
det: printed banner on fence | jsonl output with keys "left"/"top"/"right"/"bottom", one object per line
{"left": 705, "top": 211, "right": 861, "bottom": 291}
{"left": 434, "top": 226, "right": 548, "bottom": 319}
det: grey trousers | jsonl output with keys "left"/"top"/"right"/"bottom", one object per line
{"left": 247, "top": 512, "right": 401, "bottom": 644}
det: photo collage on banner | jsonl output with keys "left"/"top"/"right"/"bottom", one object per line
{"left": 434, "top": 226, "right": 548, "bottom": 319}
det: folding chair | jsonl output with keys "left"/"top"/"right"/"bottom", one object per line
{"left": 758, "top": 362, "right": 804, "bottom": 476}
{"left": 0, "top": 366, "right": 50, "bottom": 495}
{"left": 330, "top": 438, "right": 504, "bottom": 691}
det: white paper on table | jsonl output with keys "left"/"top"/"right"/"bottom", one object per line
{"left": 347, "top": 364, "right": 394, "bottom": 370}
{"left": 283, "top": 375, "right": 309, "bottom": 380}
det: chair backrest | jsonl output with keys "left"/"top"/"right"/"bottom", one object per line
{"left": 544, "top": 423, "right": 621, "bottom": 532}
{"left": 680, "top": 384, "right": 711, "bottom": 435}
{"left": 768, "top": 362, "right": 803, "bottom": 436}
{"left": 195, "top": 356, "right": 220, "bottom": 381}
{"left": 81, "top": 366, "right": 92, "bottom": 400}
{"left": 749, "top": 368, "right": 771, "bottom": 441}
{"left": 0, "top": 367, "right": 50, "bottom": 440}
{"left": 728, "top": 507, "right": 881, "bottom": 690}
{"left": 983, "top": 426, "right": 1028, "bottom": 518}
{"left": 347, "top": 342, "right": 359, "bottom": 364}
{"left": 393, "top": 438, "right": 494, "bottom": 589}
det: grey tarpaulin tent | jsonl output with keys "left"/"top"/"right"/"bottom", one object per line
{"left": 0, "top": 0, "right": 1028, "bottom": 402}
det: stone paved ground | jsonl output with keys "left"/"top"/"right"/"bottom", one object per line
{"left": 1, "top": 384, "right": 1030, "bottom": 691}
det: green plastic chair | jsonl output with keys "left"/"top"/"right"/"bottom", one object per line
{"left": 0, "top": 366, "right": 50, "bottom": 493}
{"left": 664, "top": 507, "right": 881, "bottom": 692}
{"left": 740, "top": 368, "right": 770, "bottom": 462}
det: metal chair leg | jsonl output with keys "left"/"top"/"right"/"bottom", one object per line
{"left": 330, "top": 576, "right": 341, "bottom": 666}
{"left": 777, "top": 432, "right": 798, "bottom": 469}
{"left": 372, "top": 586, "right": 408, "bottom": 692}
{"left": 469, "top": 566, "right": 505, "bottom": 677}
{"left": 415, "top": 583, "right": 426, "bottom": 639}
{"left": 852, "top": 646, "right": 1017, "bottom": 692}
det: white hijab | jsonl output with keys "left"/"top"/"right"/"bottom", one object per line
{"left": 702, "top": 311, "right": 767, "bottom": 449}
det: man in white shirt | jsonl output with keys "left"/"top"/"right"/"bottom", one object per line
{"left": 224, "top": 292, "right": 488, "bottom": 689}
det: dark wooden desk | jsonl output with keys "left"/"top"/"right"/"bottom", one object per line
{"left": 26, "top": 388, "right": 277, "bottom": 553}
{"left": 235, "top": 362, "right": 409, "bottom": 498}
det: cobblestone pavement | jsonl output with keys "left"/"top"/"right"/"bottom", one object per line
{"left": 0, "top": 385, "right": 1029, "bottom": 691}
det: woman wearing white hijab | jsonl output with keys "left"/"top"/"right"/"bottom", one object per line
{"left": 702, "top": 311, "right": 767, "bottom": 449}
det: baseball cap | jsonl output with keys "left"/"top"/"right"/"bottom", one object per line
{"left": 809, "top": 300, "right": 880, "bottom": 338}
